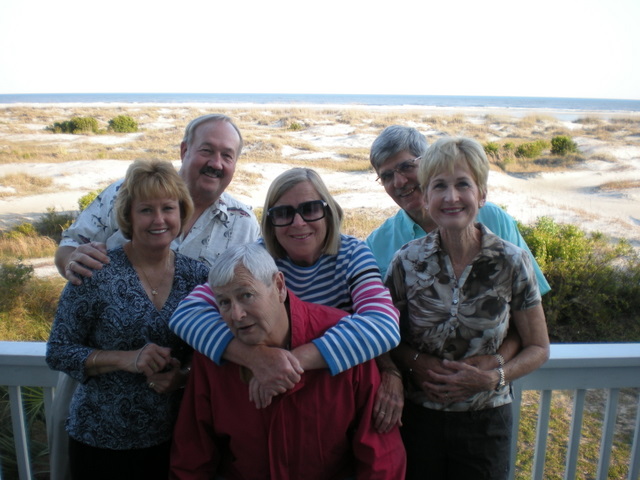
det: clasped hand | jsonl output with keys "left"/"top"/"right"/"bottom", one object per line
{"left": 415, "top": 356, "right": 498, "bottom": 404}
{"left": 132, "top": 343, "right": 182, "bottom": 394}
{"left": 246, "top": 346, "right": 303, "bottom": 408}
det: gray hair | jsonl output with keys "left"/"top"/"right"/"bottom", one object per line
{"left": 182, "top": 114, "right": 243, "bottom": 158}
{"left": 208, "top": 243, "right": 280, "bottom": 289}
{"left": 369, "top": 125, "right": 429, "bottom": 171}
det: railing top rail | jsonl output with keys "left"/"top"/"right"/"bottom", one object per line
{"left": 0, "top": 341, "right": 47, "bottom": 366}
{"left": 544, "top": 343, "right": 640, "bottom": 368}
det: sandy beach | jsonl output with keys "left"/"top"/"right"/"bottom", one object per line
{"left": 1, "top": 103, "right": 639, "bottom": 269}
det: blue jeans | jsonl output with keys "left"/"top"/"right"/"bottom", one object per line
{"left": 401, "top": 401, "right": 512, "bottom": 480}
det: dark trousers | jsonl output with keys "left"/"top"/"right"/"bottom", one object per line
{"left": 401, "top": 401, "right": 512, "bottom": 480}
{"left": 69, "top": 437, "right": 171, "bottom": 480}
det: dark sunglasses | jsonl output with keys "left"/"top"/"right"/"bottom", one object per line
{"left": 267, "top": 200, "right": 328, "bottom": 227}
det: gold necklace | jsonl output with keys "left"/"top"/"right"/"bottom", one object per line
{"left": 139, "top": 265, "right": 162, "bottom": 296}
{"left": 131, "top": 243, "right": 172, "bottom": 296}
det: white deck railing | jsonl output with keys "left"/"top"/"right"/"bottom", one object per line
{"left": 1, "top": 341, "right": 639, "bottom": 480}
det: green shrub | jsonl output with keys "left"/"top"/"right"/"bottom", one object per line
{"left": 34, "top": 208, "right": 74, "bottom": 242}
{"left": 515, "top": 140, "right": 549, "bottom": 159}
{"left": 11, "top": 223, "right": 38, "bottom": 237}
{"left": 108, "top": 115, "right": 138, "bottom": 133}
{"left": 483, "top": 142, "right": 500, "bottom": 156}
{"left": 78, "top": 190, "right": 100, "bottom": 211}
{"left": 503, "top": 142, "right": 515, "bottom": 152}
{"left": 551, "top": 135, "right": 578, "bottom": 155}
{"left": 520, "top": 217, "right": 640, "bottom": 342}
{"left": 0, "top": 260, "right": 34, "bottom": 309}
{"left": 288, "top": 121, "right": 304, "bottom": 131}
{"left": 48, "top": 116, "right": 99, "bottom": 134}
{"left": 72, "top": 116, "right": 99, "bottom": 133}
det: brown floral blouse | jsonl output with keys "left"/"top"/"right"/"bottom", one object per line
{"left": 386, "top": 223, "right": 541, "bottom": 411}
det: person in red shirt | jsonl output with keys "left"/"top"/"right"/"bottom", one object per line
{"left": 170, "top": 243, "right": 406, "bottom": 480}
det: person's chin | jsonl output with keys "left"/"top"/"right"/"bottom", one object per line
{"left": 396, "top": 191, "right": 424, "bottom": 212}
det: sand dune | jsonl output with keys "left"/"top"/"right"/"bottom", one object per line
{"left": 1, "top": 104, "right": 639, "bottom": 262}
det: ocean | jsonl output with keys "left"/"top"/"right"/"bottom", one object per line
{"left": 1, "top": 93, "right": 640, "bottom": 115}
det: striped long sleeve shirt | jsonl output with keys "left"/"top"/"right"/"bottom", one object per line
{"left": 169, "top": 235, "right": 400, "bottom": 375}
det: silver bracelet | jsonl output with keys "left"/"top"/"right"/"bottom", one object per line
{"left": 493, "top": 353, "right": 505, "bottom": 368}
{"left": 134, "top": 343, "right": 150, "bottom": 373}
{"left": 495, "top": 366, "right": 506, "bottom": 390}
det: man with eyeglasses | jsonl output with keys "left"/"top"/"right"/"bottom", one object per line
{"left": 366, "top": 125, "right": 550, "bottom": 294}
{"left": 366, "top": 126, "right": 551, "bottom": 463}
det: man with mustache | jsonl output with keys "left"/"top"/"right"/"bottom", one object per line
{"left": 49, "top": 114, "right": 260, "bottom": 480}
{"left": 55, "top": 114, "right": 260, "bottom": 277}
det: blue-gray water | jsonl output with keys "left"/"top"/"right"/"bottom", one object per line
{"left": 1, "top": 93, "right": 640, "bottom": 113}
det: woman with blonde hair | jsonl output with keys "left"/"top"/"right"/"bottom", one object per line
{"left": 170, "top": 167, "right": 401, "bottom": 412}
{"left": 386, "top": 137, "right": 550, "bottom": 479}
{"left": 47, "top": 159, "right": 209, "bottom": 479}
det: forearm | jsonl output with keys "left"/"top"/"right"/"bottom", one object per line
{"left": 503, "top": 344, "right": 549, "bottom": 384}
{"left": 85, "top": 349, "right": 136, "bottom": 376}
{"left": 291, "top": 343, "right": 327, "bottom": 371}
{"left": 505, "top": 305, "right": 550, "bottom": 384}
{"left": 313, "top": 309, "right": 400, "bottom": 375}
{"left": 169, "top": 285, "right": 233, "bottom": 364}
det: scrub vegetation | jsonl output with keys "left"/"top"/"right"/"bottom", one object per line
{"left": 0, "top": 105, "right": 639, "bottom": 478}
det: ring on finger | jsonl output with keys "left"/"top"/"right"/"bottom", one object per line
{"left": 67, "top": 260, "right": 75, "bottom": 270}
{"left": 148, "top": 382, "right": 155, "bottom": 388}
{"left": 379, "top": 411, "right": 386, "bottom": 415}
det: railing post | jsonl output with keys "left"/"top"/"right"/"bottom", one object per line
{"left": 8, "top": 385, "right": 32, "bottom": 480}
{"left": 564, "top": 389, "right": 586, "bottom": 480}
{"left": 596, "top": 388, "right": 620, "bottom": 479}
{"left": 630, "top": 396, "right": 640, "bottom": 480}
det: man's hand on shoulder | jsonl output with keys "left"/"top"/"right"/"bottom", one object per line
{"left": 55, "top": 243, "right": 110, "bottom": 285}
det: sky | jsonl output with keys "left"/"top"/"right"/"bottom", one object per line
{"left": 1, "top": 0, "right": 639, "bottom": 100}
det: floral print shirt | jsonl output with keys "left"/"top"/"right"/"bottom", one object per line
{"left": 386, "top": 223, "right": 541, "bottom": 411}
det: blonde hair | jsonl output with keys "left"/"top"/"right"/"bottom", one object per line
{"left": 115, "top": 160, "right": 193, "bottom": 239}
{"left": 418, "top": 137, "right": 489, "bottom": 199}
{"left": 261, "top": 168, "right": 343, "bottom": 259}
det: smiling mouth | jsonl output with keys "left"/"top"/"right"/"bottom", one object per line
{"left": 149, "top": 228, "right": 169, "bottom": 234}
{"left": 200, "top": 166, "right": 223, "bottom": 178}
{"left": 397, "top": 186, "right": 418, "bottom": 198}
{"left": 442, "top": 207, "right": 464, "bottom": 214}
{"left": 289, "top": 232, "right": 312, "bottom": 240}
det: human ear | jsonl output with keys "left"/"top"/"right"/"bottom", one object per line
{"left": 274, "top": 272, "right": 287, "bottom": 302}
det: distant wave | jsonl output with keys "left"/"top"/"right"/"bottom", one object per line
{"left": 2, "top": 93, "right": 640, "bottom": 113}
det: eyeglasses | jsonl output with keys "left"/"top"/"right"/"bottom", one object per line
{"left": 375, "top": 156, "right": 421, "bottom": 185}
{"left": 267, "top": 200, "right": 328, "bottom": 227}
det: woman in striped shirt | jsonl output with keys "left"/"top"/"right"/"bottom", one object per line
{"left": 169, "top": 168, "right": 401, "bottom": 429}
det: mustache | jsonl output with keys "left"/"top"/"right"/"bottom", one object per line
{"left": 200, "top": 166, "right": 223, "bottom": 178}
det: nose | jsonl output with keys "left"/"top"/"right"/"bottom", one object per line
{"left": 392, "top": 170, "right": 408, "bottom": 188}
{"left": 229, "top": 301, "right": 246, "bottom": 322}
{"left": 206, "top": 152, "right": 224, "bottom": 168}
{"left": 444, "top": 186, "right": 459, "bottom": 202}
{"left": 152, "top": 209, "right": 165, "bottom": 223}
{"left": 290, "top": 212, "right": 307, "bottom": 226}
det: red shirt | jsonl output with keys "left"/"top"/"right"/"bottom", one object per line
{"left": 170, "top": 290, "right": 406, "bottom": 480}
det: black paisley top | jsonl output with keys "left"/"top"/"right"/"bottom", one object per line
{"left": 46, "top": 247, "right": 208, "bottom": 449}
